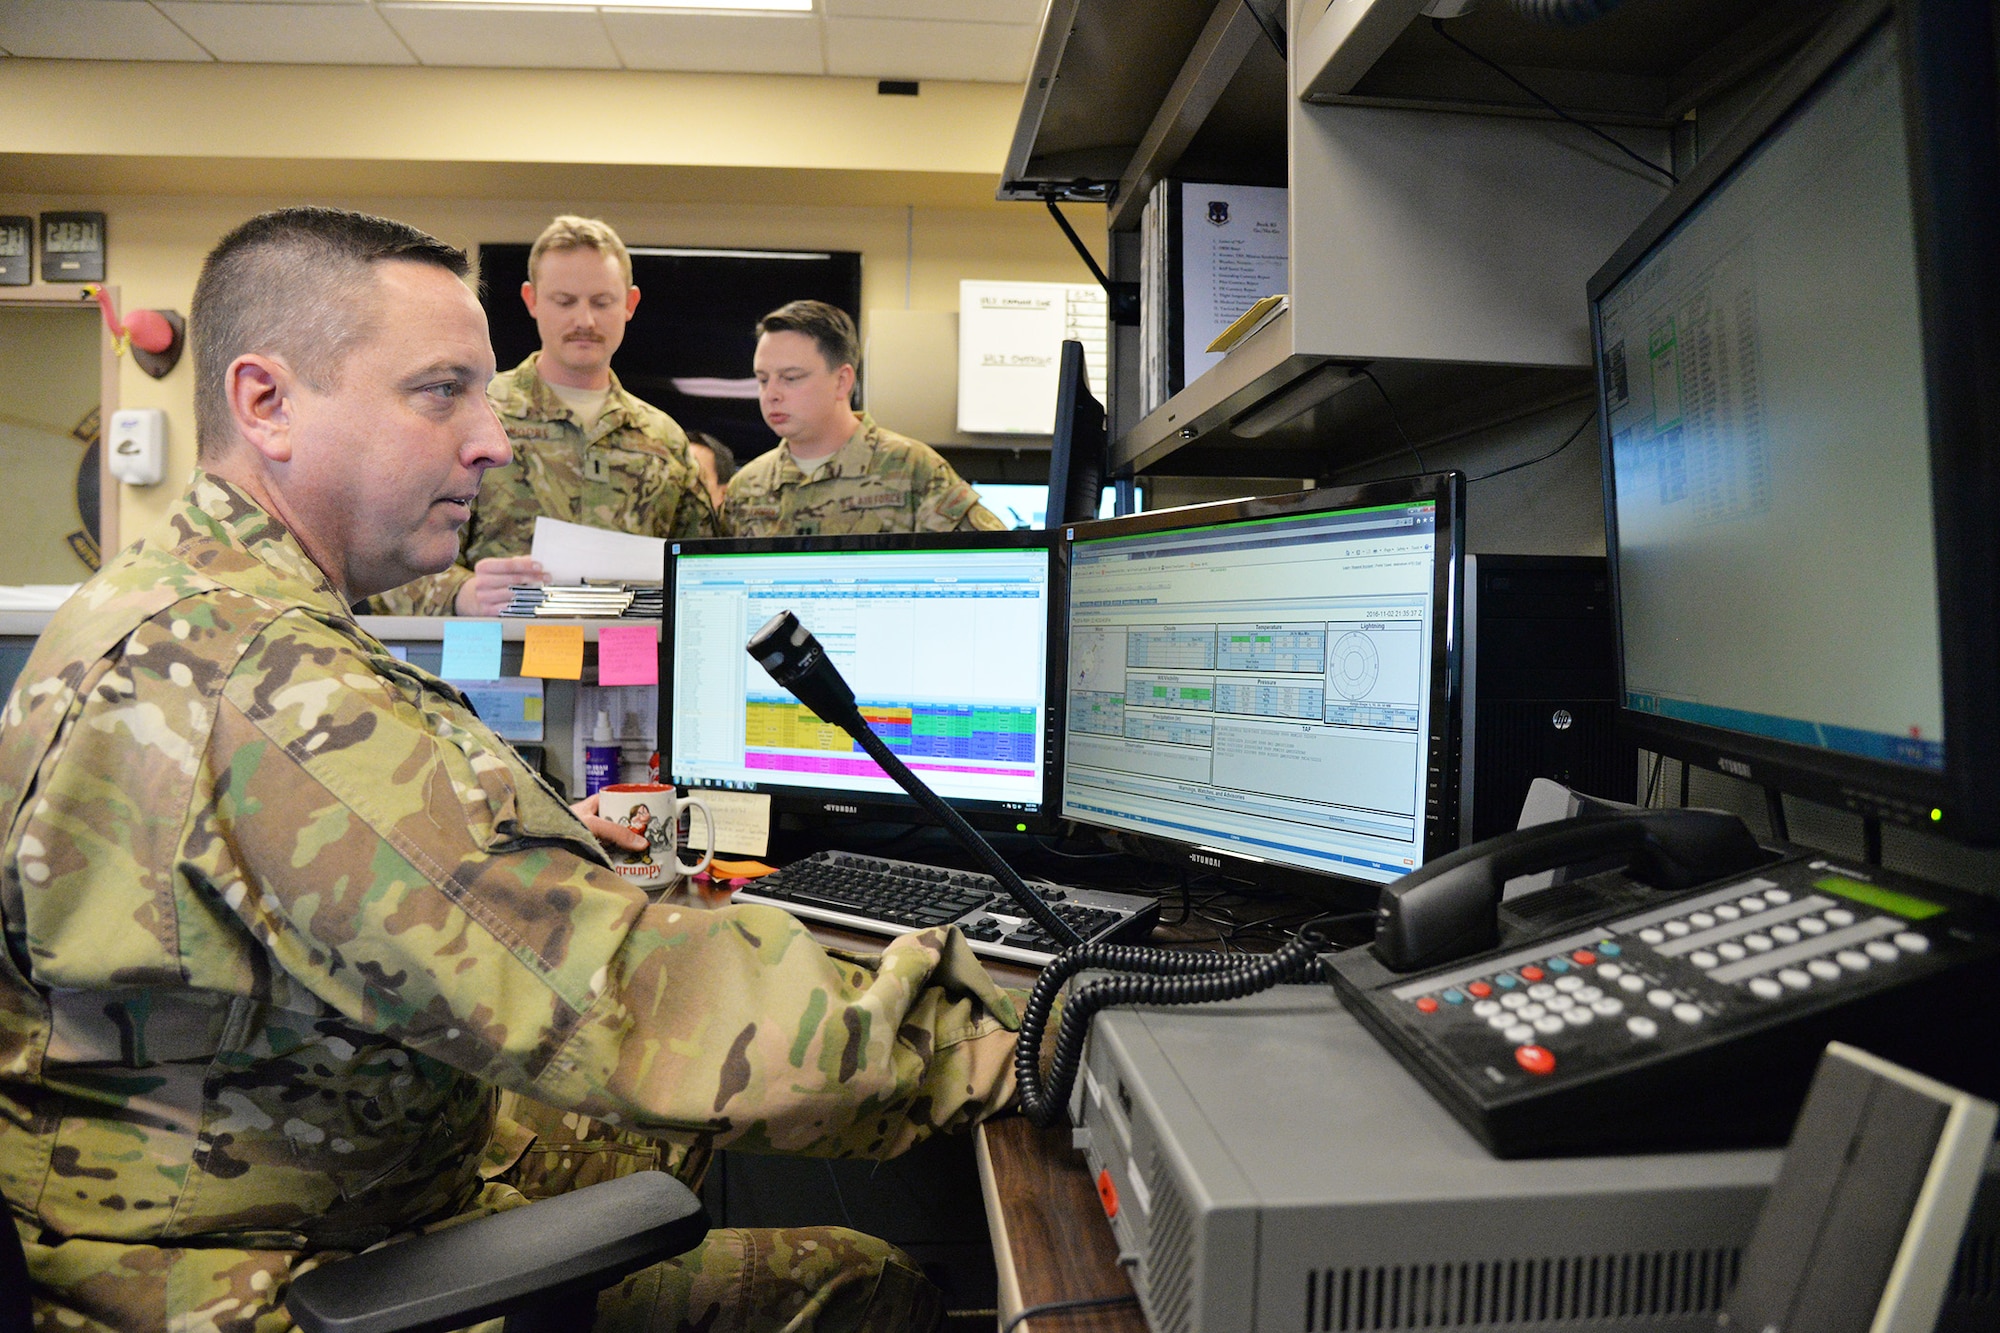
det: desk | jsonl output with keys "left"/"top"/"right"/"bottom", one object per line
{"left": 976, "top": 1117, "right": 1143, "bottom": 1332}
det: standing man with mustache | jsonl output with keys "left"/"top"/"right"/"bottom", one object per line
{"left": 374, "top": 215, "right": 722, "bottom": 616}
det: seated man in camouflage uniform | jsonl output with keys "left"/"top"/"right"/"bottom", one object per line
{"left": 723, "top": 301, "right": 1005, "bottom": 537}
{"left": 374, "top": 215, "right": 721, "bottom": 616}
{"left": 0, "top": 208, "right": 1028, "bottom": 1332}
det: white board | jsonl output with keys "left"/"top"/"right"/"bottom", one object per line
{"left": 956, "top": 280, "right": 1108, "bottom": 435}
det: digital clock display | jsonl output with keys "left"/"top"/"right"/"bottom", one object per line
{"left": 0, "top": 216, "right": 29, "bottom": 284}
{"left": 0, "top": 224, "right": 26, "bottom": 258}
{"left": 44, "top": 219, "right": 101, "bottom": 253}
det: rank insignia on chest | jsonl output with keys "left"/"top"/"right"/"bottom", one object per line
{"left": 584, "top": 455, "right": 612, "bottom": 483}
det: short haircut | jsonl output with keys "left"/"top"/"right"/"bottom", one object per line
{"left": 688, "top": 431, "right": 738, "bottom": 484}
{"left": 528, "top": 215, "right": 633, "bottom": 288}
{"left": 756, "top": 300, "right": 861, "bottom": 378}
{"left": 191, "top": 207, "right": 468, "bottom": 459}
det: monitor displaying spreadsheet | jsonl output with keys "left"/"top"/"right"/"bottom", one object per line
{"left": 665, "top": 534, "right": 1059, "bottom": 820}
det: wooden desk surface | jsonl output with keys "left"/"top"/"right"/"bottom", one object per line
{"left": 976, "top": 1116, "right": 1145, "bottom": 1332}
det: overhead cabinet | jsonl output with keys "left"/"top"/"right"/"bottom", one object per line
{"left": 1005, "top": 0, "right": 1842, "bottom": 477}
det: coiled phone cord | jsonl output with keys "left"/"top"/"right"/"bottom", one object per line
{"left": 1013, "top": 930, "right": 1330, "bottom": 1128}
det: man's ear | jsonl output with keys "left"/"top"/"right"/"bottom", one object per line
{"left": 835, "top": 362, "right": 857, "bottom": 404}
{"left": 624, "top": 285, "right": 641, "bottom": 319}
{"left": 521, "top": 281, "right": 538, "bottom": 317}
{"left": 227, "top": 353, "right": 295, "bottom": 464}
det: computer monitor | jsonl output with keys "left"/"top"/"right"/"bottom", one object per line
{"left": 664, "top": 531, "right": 1064, "bottom": 830}
{"left": 1059, "top": 474, "right": 1465, "bottom": 895}
{"left": 1592, "top": 0, "right": 2000, "bottom": 843}
{"left": 972, "top": 483, "right": 1133, "bottom": 530}
{"left": 1046, "top": 339, "right": 1108, "bottom": 528}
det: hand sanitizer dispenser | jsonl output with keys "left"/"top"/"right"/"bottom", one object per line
{"left": 107, "top": 408, "right": 167, "bottom": 486}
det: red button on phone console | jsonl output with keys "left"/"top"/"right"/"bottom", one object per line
{"left": 1515, "top": 1045, "right": 1557, "bottom": 1076}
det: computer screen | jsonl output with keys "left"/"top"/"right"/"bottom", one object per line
{"left": 1593, "top": 0, "right": 2000, "bottom": 839}
{"left": 1060, "top": 475, "right": 1463, "bottom": 888}
{"left": 975, "top": 484, "right": 1127, "bottom": 530}
{"left": 665, "top": 533, "right": 1061, "bottom": 825}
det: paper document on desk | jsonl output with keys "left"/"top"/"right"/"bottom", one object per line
{"left": 529, "top": 517, "right": 665, "bottom": 586}
{"left": 690, "top": 789, "right": 772, "bottom": 857}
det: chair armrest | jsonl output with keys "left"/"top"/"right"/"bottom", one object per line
{"left": 286, "top": 1170, "right": 710, "bottom": 1333}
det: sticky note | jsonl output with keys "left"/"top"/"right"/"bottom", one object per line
{"left": 520, "top": 623, "right": 585, "bottom": 679}
{"left": 597, "top": 623, "right": 659, "bottom": 686}
{"left": 440, "top": 620, "right": 503, "bottom": 681}
{"left": 690, "top": 789, "right": 772, "bottom": 857}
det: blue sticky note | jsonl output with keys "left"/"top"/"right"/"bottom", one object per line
{"left": 440, "top": 620, "right": 503, "bottom": 681}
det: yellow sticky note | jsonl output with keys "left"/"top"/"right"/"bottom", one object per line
{"left": 520, "top": 624, "right": 585, "bottom": 679}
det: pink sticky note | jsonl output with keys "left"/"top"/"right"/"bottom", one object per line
{"left": 597, "top": 623, "right": 659, "bottom": 686}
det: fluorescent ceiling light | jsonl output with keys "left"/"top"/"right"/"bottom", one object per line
{"left": 417, "top": 1, "right": 814, "bottom": 10}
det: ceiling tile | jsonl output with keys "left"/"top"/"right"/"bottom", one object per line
{"left": 156, "top": 3, "right": 416, "bottom": 63}
{"left": 0, "top": 0, "right": 213, "bottom": 60}
{"left": 824, "top": 16, "right": 1033, "bottom": 83}
{"left": 378, "top": 3, "right": 620, "bottom": 69}
{"left": 823, "top": 0, "right": 1043, "bottom": 22}
{"left": 602, "top": 10, "right": 820, "bottom": 75}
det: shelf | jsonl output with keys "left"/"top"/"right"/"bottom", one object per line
{"left": 1298, "top": 0, "right": 1842, "bottom": 121}
{"left": 1112, "top": 307, "right": 1592, "bottom": 476}
{"left": 1002, "top": 0, "right": 1285, "bottom": 217}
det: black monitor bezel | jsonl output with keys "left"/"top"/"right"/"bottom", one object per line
{"left": 1047, "top": 339, "right": 1108, "bottom": 528}
{"left": 1588, "top": 0, "right": 2000, "bottom": 843}
{"left": 1056, "top": 472, "right": 1466, "bottom": 904}
{"left": 662, "top": 528, "right": 1069, "bottom": 834}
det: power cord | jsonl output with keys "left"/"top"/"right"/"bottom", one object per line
{"left": 1430, "top": 18, "right": 1677, "bottom": 186}
{"left": 1465, "top": 407, "right": 1597, "bottom": 482}
{"left": 1002, "top": 1294, "right": 1141, "bottom": 1332}
{"left": 1358, "top": 366, "right": 1428, "bottom": 473}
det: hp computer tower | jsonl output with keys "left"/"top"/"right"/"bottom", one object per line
{"left": 1460, "top": 554, "right": 1637, "bottom": 844}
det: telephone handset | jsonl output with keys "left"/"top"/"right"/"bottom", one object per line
{"left": 1371, "top": 808, "right": 1770, "bottom": 971}
{"left": 1331, "top": 810, "right": 2000, "bottom": 1157}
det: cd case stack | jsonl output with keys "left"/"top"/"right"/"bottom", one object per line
{"left": 502, "top": 583, "right": 663, "bottom": 619}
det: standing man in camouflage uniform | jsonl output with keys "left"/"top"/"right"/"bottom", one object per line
{"left": 375, "top": 215, "right": 721, "bottom": 616}
{"left": 723, "top": 301, "right": 1005, "bottom": 537}
{"left": 0, "top": 208, "right": 1026, "bottom": 1332}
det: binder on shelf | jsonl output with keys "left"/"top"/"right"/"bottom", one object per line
{"left": 1138, "top": 180, "right": 1289, "bottom": 417}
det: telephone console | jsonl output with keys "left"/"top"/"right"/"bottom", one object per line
{"left": 1332, "top": 823, "right": 2000, "bottom": 1158}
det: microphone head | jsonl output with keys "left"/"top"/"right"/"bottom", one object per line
{"left": 746, "top": 610, "right": 858, "bottom": 726}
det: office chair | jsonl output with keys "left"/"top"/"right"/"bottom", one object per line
{"left": 2, "top": 1170, "right": 709, "bottom": 1333}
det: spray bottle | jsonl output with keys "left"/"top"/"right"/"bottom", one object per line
{"left": 583, "top": 709, "right": 620, "bottom": 797}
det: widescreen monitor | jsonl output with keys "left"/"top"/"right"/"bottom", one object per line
{"left": 664, "top": 532, "right": 1063, "bottom": 829}
{"left": 1047, "top": 338, "right": 1108, "bottom": 527}
{"left": 1592, "top": 0, "right": 2000, "bottom": 842}
{"left": 1059, "top": 474, "right": 1464, "bottom": 893}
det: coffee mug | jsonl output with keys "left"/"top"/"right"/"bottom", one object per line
{"left": 596, "top": 784, "right": 713, "bottom": 892}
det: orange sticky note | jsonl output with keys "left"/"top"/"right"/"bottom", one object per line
{"left": 520, "top": 623, "right": 585, "bottom": 679}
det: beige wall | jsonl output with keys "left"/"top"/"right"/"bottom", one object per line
{"left": 0, "top": 189, "right": 1102, "bottom": 548}
{"left": 0, "top": 58, "right": 1105, "bottom": 546}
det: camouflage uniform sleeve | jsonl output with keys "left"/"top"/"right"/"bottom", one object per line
{"left": 362, "top": 564, "right": 473, "bottom": 617}
{"left": 912, "top": 455, "right": 1005, "bottom": 534}
{"left": 209, "top": 618, "right": 1020, "bottom": 1157}
{"left": 669, "top": 473, "right": 725, "bottom": 540}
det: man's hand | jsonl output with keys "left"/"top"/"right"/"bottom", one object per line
{"left": 571, "top": 794, "right": 649, "bottom": 853}
{"left": 455, "top": 556, "right": 546, "bottom": 616}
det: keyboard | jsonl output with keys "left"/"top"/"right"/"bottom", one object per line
{"left": 731, "top": 850, "right": 1159, "bottom": 967}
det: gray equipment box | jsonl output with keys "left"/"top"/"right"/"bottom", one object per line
{"left": 1069, "top": 986, "right": 2000, "bottom": 1332}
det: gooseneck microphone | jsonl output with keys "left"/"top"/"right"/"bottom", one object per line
{"left": 746, "top": 610, "right": 1086, "bottom": 950}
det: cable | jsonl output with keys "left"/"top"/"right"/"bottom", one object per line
{"left": 1765, "top": 786, "right": 1789, "bottom": 842}
{"left": 1012, "top": 931, "right": 1329, "bottom": 1128}
{"left": 1643, "top": 752, "right": 1663, "bottom": 808}
{"left": 1358, "top": 366, "right": 1427, "bottom": 473}
{"left": 1430, "top": 19, "right": 1676, "bottom": 186}
{"left": 1863, "top": 816, "right": 1883, "bottom": 866}
{"left": 1466, "top": 408, "right": 1596, "bottom": 482}
{"left": 1002, "top": 1294, "right": 1142, "bottom": 1333}
{"left": 1679, "top": 760, "right": 1690, "bottom": 809}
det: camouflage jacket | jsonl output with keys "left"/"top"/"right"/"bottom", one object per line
{"left": 370, "top": 354, "right": 723, "bottom": 614}
{"left": 722, "top": 413, "right": 1005, "bottom": 538}
{"left": 0, "top": 473, "right": 1024, "bottom": 1330}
